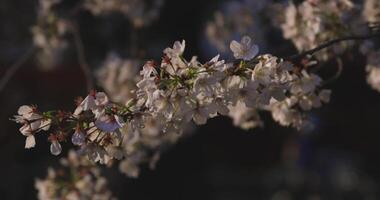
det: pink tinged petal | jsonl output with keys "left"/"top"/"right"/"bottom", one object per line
{"left": 244, "top": 44, "right": 259, "bottom": 60}
{"left": 241, "top": 36, "right": 252, "bottom": 47}
{"left": 230, "top": 40, "right": 242, "bottom": 58}
{"left": 40, "top": 119, "right": 51, "bottom": 131}
{"left": 25, "top": 135, "right": 36, "bottom": 149}
{"left": 141, "top": 64, "right": 157, "bottom": 78}
{"left": 73, "top": 106, "right": 83, "bottom": 116}
{"left": 72, "top": 131, "right": 86, "bottom": 146}
{"left": 209, "top": 54, "right": 220, "bottom": 63}
{"left": 13, "top": 115, "right": 25, "bottom": 123}
{"left": 18, "top": 105, "right": 33, "bottom": 118}
{"left": 82, "top": 95, "right": 96, "bottom": 111}
{"left": 19, "top": 118, "right": 41, "bottom": 136}
{"left": 50, "top": 141, "right": 62, "bottom": 156}
{"left": 95, "top": 92, "right": 109, "bottom": 106}
{"left": 180, "top": 40, "right": 186, "bottom": 53}
{"left": 95, "top": 117, "right": 121, "bottom": 132}
{"left": 173, "top": 40, "right": 186, "bottom": 55}
{"left": 20, "top": 124, "right": 32, "bottom": 136}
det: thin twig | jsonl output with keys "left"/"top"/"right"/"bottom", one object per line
{"left": 287, "top": 32, "right": 380, "bottom": 61}
{"left": 0, "top": 46, "right": 36, "bottom": 93}
{"left": 72, "top": 23, "right": 94, "bottom": 92}
{"left": 322, "top": 57, "right": 343, "bottom": 86}
{"left": 129, "top": 27, "right": 139, "bottom": 58}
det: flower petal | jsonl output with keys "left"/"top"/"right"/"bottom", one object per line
{"left": 25, "top": 135, "right": 36, "bottom": 149}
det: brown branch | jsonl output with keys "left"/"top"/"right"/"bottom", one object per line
{"left": 287, "top": 32, "right": 380, "bottom": 61}
{"left": 72, "top": 23, "right": 94, "bottom": 92}
{"left": 0, "top": 46, "right": 36, "bottom": 93}
{"left": 129, "top": 26, "right": 140, "bottom": 58}
{"left": 322, "top": 57, "right": 343, "bottom": 86}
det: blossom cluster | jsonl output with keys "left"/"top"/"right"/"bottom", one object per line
{"left": 278, "top": 0, "right": 380, "bottom": 91}
{"left": 32, "top": 0, "right": 70, "bottom": 69}
{"left": 83, "top": 0, "right": 164, "bottom": 27}
{"left": 363, "top": 0, "right": 380, "bottom": 24}
{"left": 205, "top": 0, "right": 380, "bottom": 96}
{"left": 35, "top": 151, "right": 116, "bottom": 200}
{"left": 12, "top": 1, "right": 380, "bottom": 199}
{"left": 96, "top": 53, "right": 193, "bottom": 177}
{"left": 362, "top": 0, "right": 380, "bottom": 91}
{"left": 279, "top": 0, "right": 367, "bottom": 60}
{"left": 96, "top": 53, "right": 141, "bottom": 103}
{"left": 14, "top": 36, "right": 331, "bottom": 171}
{"left": 29, "top": 0, "right": 165, "bottom": 71}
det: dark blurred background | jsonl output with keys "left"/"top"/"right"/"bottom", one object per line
{"left": 1, "top": 0, "right": 380, "bottom": 199}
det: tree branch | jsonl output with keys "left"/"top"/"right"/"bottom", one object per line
{"left": 287, "top": 32, "right": 380, "bottom": 61}
{"left": 72, "top": 23, "right": 94, "bottom": 92}
{"left": 0, "top": 46, "right": 36, "bottom": 93}
{"left": 322, "top": 57, "right": 343, "bottom": 86}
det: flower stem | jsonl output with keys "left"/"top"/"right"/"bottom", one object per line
{"left": 0, "top": 46, "right": 36, "bottom": 93}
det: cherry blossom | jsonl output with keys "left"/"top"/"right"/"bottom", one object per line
{"left": 230, "top": 36, "right": 259, "bottom": 60}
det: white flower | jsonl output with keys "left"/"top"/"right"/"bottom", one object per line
{"left": 140, "top": 62, "right": 158, "bottom": 78}
{"left": 164, "top": 40, "right": 185, "bottom": 57}
{"left": 150, "top": 93, "right": 175, "bottom": 119}
{"left": 16, "top": 105, "right": 51, "bottom": 149}
{"left": 18, "top": 105, "right": 34, "bottom": 119}
{"left": 95, "top": 115, "right": 124, "bottom": 132}
{"left": 72, "top": 129, "right": 86, "bottom": 146}
{"left": 237, "top": 81, "right": 259, "bottom": 107}
{"left": 367, "top": 66, "right": 380, "bottom": 92}
{"left": 74, "top": 92, "right": 110, "bottom": 118}
{"left": 94, "top": 92, "right": 109, "bottom": 107}
{"left": 208, "top": 54, "right": 225, "bottom": 72}
{"left": 193, "top": 73, "right": 219, "bottom": 97}
{"left": 36, "top": 149, "right": 117, "bottom": 200}
{"left": 270, "top": 99, "right": 299, "bottom": 127}
{"left": 291, "top": 70, "right": 322, "bottom": 94}
{"left": 228, "top": 101, "right": 263, "bottom": 129}
{"left": 366, "top": 51, "right": 380, "bottom": 92}
{"left": 74, "top": 94, "right": 96, "bottom": 115}
{"left": 319, "top": 89, "right": 331, "bottom": 103}
{"left": 182, "top": 100, "right": 217, "bottom": 125}
{"left": 252, "top": 61, "right": 273, "bottom": 85}
{"left": 363, "top": 0, "right": 380, "bottom": 23}
{"left": 230, "top": 36, "right": 259, "bottom": 60}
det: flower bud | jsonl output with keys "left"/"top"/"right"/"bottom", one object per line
{"left": 50, "top": 141, "right": 62, "bottom": 156}
{"left": 72, "top": 130, "right": 85, "bottom": 146}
